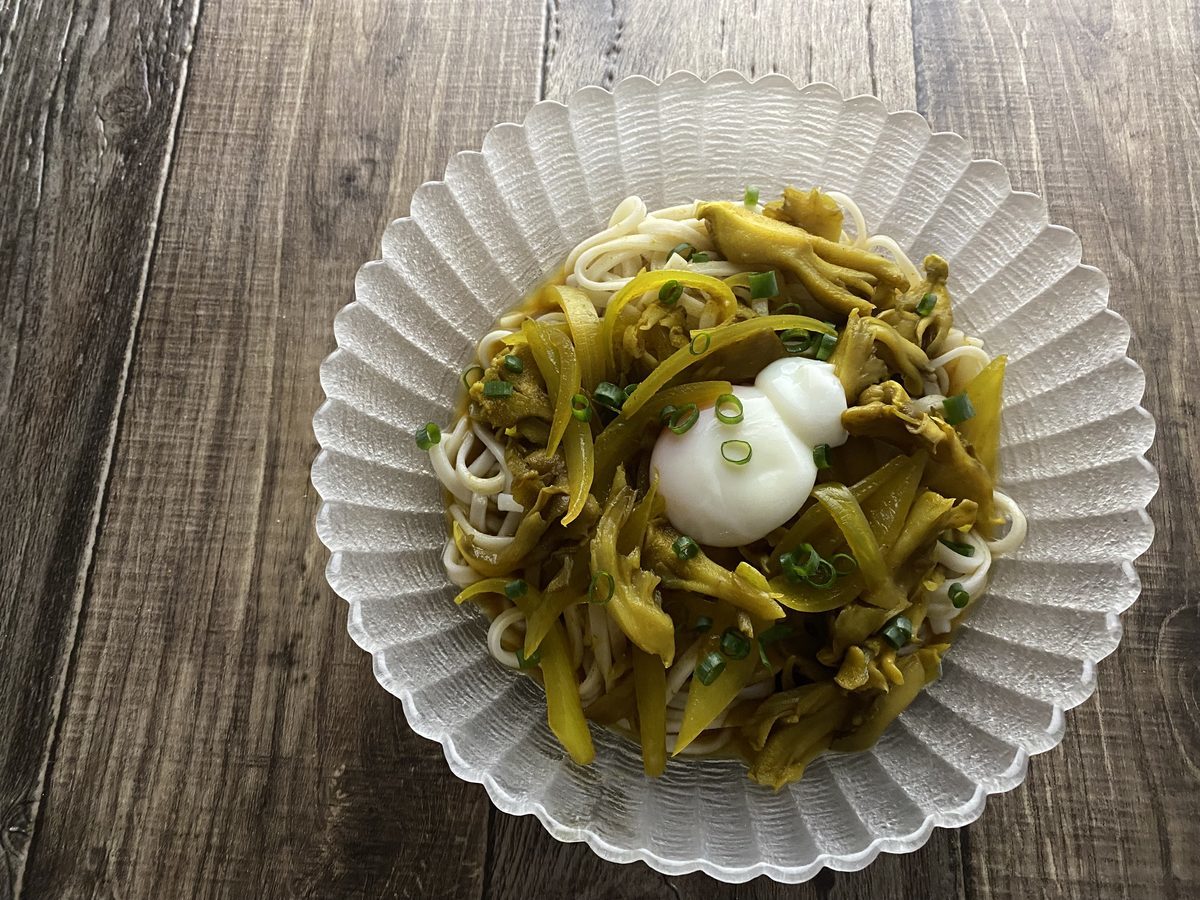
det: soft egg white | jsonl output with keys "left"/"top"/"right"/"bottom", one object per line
{"left": 651, "top": 358, "right": 848, "bottom": 548}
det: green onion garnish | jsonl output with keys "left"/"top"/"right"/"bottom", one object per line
{"left": 414, "top": 422, "right": 441, "bottom": 450}
{"left": 691, "top": 251, "right": 711, "bottom": 263}
{"left": 668, "top": 403, "right": 699, "bottom": 434}
{"left": 815, "top": 332, "right": 838, "bottom": 361}
{"left": 658, "top": 404, "right": 678, "bottom": 426}
{"left": 720, "top": 628, "right": 751, "bottom": 660}
{"left": 515, "top": 647, "right": 542, "bottom": 669}
{"left": 503, "top": 354, "right": 524, "bottom": 374}
{"left": 806, "top": 558, "right": 837, "bottom": 589}
{"left": 748, "top": 270, "right": 779, "bottom": 299}
{"left": 780, "top": 544, "right": 820, "bottom": 580}
{"left": 720, "top": 439, "right": 753, "bottom": 465}
{"left": 715, "top": 393, "right": 744, "bottom": 425}
{"left": 695, "top": 651, "right": 726, "bottom": 685}
{"left": 672, "top": 535, "right": 700, "bottom": 560}
{"left": 812, "top": 443, "right": 832, "bottom": 469}
{"left": 694, "top": 615, "right": 713, "bottom": 632}
{"left": 830, "top": 553, "right": 858, "bottom": 576}
{"left": 689, "top": 332, "right": 712, "bottom": 355}
{"left": 588, "top": 571, "right": 615, "bottom": 604}
{"left": 939, "top": 537, "right": 975, "bottom": 557}
{"left": 916, "top": 292, "right": 938, "bottom": 316}
{"left": 949, "top": 582, "right": 970, "bottom": 609}
{"left": 461, "top": 365, "right": 485, "bottom": 388}
{"left": 881, "top": 614, "right": 914, "bottom": 649}
{"left": 759, "top": 623, "right": 795, "bottom": 643}
{"left": 670, "top": 242, "right": 695, "bottom": 261}
{"left": 942, "top": 393, "right": 976, "bottom": 426}
{"left": 623, "top": 382, "right": 640, "bottom": 401}
{"left": 482, "top": 380, "right": 513, "bottom": 398}
{"left": 593, "top": 381, "right": 626, "bottom": 412}
{"left": 744, "top": 185, "right": 760, "bottom": 208}
{"left": 658, "top": 279, "right": 683, "bottom": 307}
{"left": 504, "top": 579, "right": 527, "bottom": 600}
{"left": 757, "top": 623, "right": 794, "bottom": 667}
{"left": 571, "top": 392, "right": 592, "bottom": 422}
{"left": 781, "top": 328, "right": 814, "bottom": 354}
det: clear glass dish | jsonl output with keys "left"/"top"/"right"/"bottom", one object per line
{"left": 311, "top": 72, "right": 1157, "bottom": 883}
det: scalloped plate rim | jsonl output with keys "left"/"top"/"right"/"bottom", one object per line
{"left": 310, "top": 69, "right": 1159, "bottom": 883}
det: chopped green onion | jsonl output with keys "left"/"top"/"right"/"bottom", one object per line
{"left": 715, "top": 393, "right": 744, "bottom": 424}
{"left": 916, "top": 292, "right": 938, "bottom": 316}
{"left": 658, "top": 404, "right": 678, "bottom": 426}
{"left": 942, "top": 393, "right": 976, "bottom": 426}
{"left": 658, "top": 279, "right": 683, "bottom": 307}
{"left": 759, "top": 623, "right": 795, "bottom": 644}
{"left": 695, "top": 651, "right": 726, "bottom": 685}
{"left": 780, "top": 328, "right": 814, "bottom": 354}
{"left": 744, "top": 185, "right": 760, "bottom": 208}
{"left": 880, "top": 614, "right": 914, "bottom": 649}
{"left": 504, "top": 579, "right": 527, "bottom": 600}
{"left": 588, "top": 571, "right": 615, "bottom": 604}
{"left": 757, "top": 622, "right": 794, "bottom": 667}
{"left": 694, "top": 615, "right": 713, "bottom": 632}
{"left": 720, "top": 439, "right": 753, "bottom": 465}
{"left": 690, "top": 251, "right": 711, "bottom": 263}
{"left": 672, "top": 535, "right": 700, "bottom": 560}
{"left": 949, "top": 582, "right": 971, "bottom": 609}
{"left": 830, "top": 553, "right": 858, "bottom": 576}
{"left": 805, "top": 558, "right": 837, "bottom": 589}
{"left": 623, "top": 382, "right": 640, "bottom": 400}
{"left": 593, "top": 381, "right": 626, "bottom": 412}
{"left": 414, "top": 422, "right": 441, "bottom": 450}
{"left": 503, "top": 354, "right": 524, "bottom": 374}
{"left": 780, "top": 544, "right": 821, "bottom": 580}
{"left": 689, "top": 332, "right": 712, "bottom": 355}
{"left": 482, "top": 380, "right": 513, "bottom": 398}
{"left": 571, "top": 392, "right": 592, "bottom": 422}
{"left": 939, "top": 537, "right": 976, "bottom": 557}
{"left": 462, "top": 365, "right": 485, "bottom": 389}
{"left": 748, "top": 270, "right": 779, "bottom": 299}
{"left": 812, "top": 443, "right": 832, "bottom": 469}
{"left": 670, "top": 242, "right": 695, "bottom": 261}
{"left": 515, "top": 647, "right": 542, "bottom": 669}
{"left": 720, "top": 628, "right": 751, "bottom": 660}
{"left": 668, "top": 403, "right": 699, "bottom": 435}
{"left": 814, "top": 332, "right": 838, "bottom": 361}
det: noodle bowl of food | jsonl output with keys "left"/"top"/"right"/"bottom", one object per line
{"left": 313, "top": 73, "right": 1156, "bottom": 882}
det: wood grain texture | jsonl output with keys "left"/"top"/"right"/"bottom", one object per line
{"left": 0, "top": 0, "right": 1193, "bottom": 896}
{"left": 912, "top": 0, "right": 1199, "bottom": 897}
{"left": 0, "top": 1, "right": 199, "bottom": 896}
{"left": 17, "top": 1, "right": 543, "bottom": 897}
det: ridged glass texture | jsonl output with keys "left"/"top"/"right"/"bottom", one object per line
{"left": 312, "top": 73, "right": 1157, "bottom": 883}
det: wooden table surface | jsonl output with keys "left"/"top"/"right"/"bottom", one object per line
{"left": 2, "top": 1, "right": 1195, "bottom": 897}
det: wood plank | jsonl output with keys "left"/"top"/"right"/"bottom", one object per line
{"left": 912, "top": 0, "right": 1199, "bottom": 897}
{"left": 541, "top": 0, "right": 916, "bottom": 108}
{"left": 20, "top": 1, "right": 544, "bottom": 897}
{"left": 482, "top": 5, "right": 972, "bottom": 899}
{"left": 0, "top": 2, "right": 199, "bottom": 896}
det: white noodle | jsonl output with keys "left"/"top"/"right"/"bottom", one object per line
{"left": 478, "top": 330, "right": 514, "bottom": 368}
{"left": 487, "top": 607, "right": 526, "bottom": 669}
{"left": 988, "top": 491, "right": 1028, "bottom": 557}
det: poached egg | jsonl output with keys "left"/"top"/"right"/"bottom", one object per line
{"left": 650, "top": 358, "right": 848, "bottom": 547}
